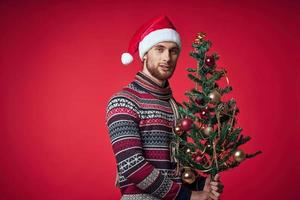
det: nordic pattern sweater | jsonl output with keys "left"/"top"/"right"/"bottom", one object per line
{"left": 105, "top": 71, "right": 205, "bottom": 200}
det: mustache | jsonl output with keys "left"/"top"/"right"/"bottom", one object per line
{"left": 159, "top": 63, "right": 172, "bottom": 67}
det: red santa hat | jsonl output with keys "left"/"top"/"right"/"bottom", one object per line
{"left": 121, "top": 15, "right": 181, "bottom": 65}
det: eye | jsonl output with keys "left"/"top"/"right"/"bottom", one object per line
{"left": 156, "top": 48, "right": 163, "bottom": 52}
{"left": 170, "top": 49, "right": 179, "bottom": 54}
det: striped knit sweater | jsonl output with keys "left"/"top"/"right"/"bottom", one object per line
{"left": 105, "top": 71, "right": 205, "bottom": 200}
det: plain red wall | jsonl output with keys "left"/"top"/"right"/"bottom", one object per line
{"left": 1, "top": 0, "right": 299, "bottom": 199}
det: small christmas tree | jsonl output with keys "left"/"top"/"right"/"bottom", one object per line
{"left": 170, "top": 32, "right": 262, "bottom": 184}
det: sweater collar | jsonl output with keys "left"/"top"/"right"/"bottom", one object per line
{"left": 134, "top": 71, "right": 173, "bottom": 100}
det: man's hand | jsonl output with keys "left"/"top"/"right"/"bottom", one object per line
{"left": 202, "top": 173, "right": 224, "bottom": 200}
{"left": 190, "top": 191, "right": 211, "bottom": 200}
{"left": 190, "top": 173, "right": 224, "bottom": 200}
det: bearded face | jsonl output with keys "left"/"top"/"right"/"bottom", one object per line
{"left": 143, "top": 42, "right": 180, "bottom": 82}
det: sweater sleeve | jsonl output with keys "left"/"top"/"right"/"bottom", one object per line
{"left": 187, "top": 175, "right": 206, "bottom": 191}
{"left": 106, "top": 94, "right": 191, "bottom": 200}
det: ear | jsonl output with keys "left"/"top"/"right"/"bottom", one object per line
{"left": 143, "top": 52, "right": 148, "bottom": 60}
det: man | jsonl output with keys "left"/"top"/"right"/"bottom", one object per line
{"left": 106, "top": 15, "right": 224, "bottom": 200}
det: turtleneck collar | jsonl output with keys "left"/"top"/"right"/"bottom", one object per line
{"left": 133, "top": 71, "right": 173, "bottom": 101}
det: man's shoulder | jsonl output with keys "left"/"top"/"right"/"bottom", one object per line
{"left": 106, "top": 84, "right": 141, "bottom": 110}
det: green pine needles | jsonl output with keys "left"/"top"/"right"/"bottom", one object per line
{"left": 171, "top": 32, "right": 262, "bottom": 183}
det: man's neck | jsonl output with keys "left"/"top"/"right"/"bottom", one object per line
{"left": 142, "top": 68, "right": 166, "bottom": 87}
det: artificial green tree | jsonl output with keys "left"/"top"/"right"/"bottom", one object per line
{"left": 170, "top": 32, "right": 262, "bottom": 184}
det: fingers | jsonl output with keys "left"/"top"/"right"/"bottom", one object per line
{"left": 210, "top": 178, "right": 224, "bottom": 193}
{"left": 210, "top": 182, "right": 224, "bottom": 193}
{"left": 211, "top": 185, "right": 218, "bottom": 191}
{"left": 214, "top": 173, "right": 220, "bottom": 181}
{"left": 209, "top": 190, "right": 221, "bottom": 200}
{"left": 210, "top": 181, "right": 224, "bottom": 188}
{"left": 207, "top": 174, "right": 223, "bottom": 199}
{"left": 210, "top": 181, "right": 219, "bottom": 186}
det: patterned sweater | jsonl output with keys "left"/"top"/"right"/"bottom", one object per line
{"left": 105, "top": 71, "right": 205, "bottom": 200}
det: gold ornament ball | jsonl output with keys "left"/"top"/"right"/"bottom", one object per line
{"left": 181, "top": 169, "right": 196, "bottom": 184}
{"left": 174, "top": 125, "right": 183, "bottom": 136}
{"left": 234, "top": 150, "right": 246, "bottom": 162}
{"left": 209, "top": 90, "right": 222, "bottom": 104}
{"left": 203, "top": 126, "right": 214, "bottom": 136}
{"left": 186, "top": 148, "right": 192, "bottom": 154}
{"left": 197, "top": 32, "right": 206, "bottom": 39}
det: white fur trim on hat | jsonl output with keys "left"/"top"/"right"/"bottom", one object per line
{"left": 138, "top": 28, "right": 181, "bottom": 60}
{"left": 121, "top": 52, "right": 133, "bottom": 65}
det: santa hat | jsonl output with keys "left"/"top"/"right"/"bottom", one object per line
{"left": 121, "top": 15, "right": 181, "bottom": 65}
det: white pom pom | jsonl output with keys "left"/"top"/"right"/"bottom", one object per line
{"left": 121, "top": 53, "right": 133, "bottom": 65}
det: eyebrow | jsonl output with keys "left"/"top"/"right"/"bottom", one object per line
{"left": 154, "top": 44, "right": 179, "bottom": 50}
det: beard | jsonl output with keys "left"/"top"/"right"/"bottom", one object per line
{"left": 146, "top": 59, "right": 175, "bottom": 81}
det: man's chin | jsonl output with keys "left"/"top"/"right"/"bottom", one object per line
{"left": 147, "top": 65, "right": 174, "bottom": 82}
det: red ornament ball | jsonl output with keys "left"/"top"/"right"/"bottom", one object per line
{"left": 181, "top": 118, "right": 193, "bottom": 131}
{"left": 195, "top": 156, "right": 202, "bottom": 163}
{"left": 205, "top": 56, "right": 215, "bottom": 67}
{"left": 200, "top": 107, "right": 209, "bottom": 119}
{"left": 195, "top": 96, "right": 204, "bottom": 105}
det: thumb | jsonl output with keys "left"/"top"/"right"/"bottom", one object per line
{"left": 203, "top": 175, "right": 212, "bottom": 192}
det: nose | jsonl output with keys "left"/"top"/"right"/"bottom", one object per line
{"left": 162, "top": 50, "right": 171, "bottom": 63}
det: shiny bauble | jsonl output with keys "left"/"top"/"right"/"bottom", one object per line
{"left": 195, "top": 96, "right": 205, "bottom": 105}
{"left": 197, "top": 32, "right": 206, "bottom": 40}
{"left": 186, "top": 148, "right": 192, "bottom": 154}
{"left": 181, "top": 168, "right": 196, "bottom": 184}
{"left": 174, "top": 125, "right": 184, "bottom": 136}
{"left": 208, "top": 90, "right": 221, "bottom": 104}
{"left": 203, "top": 126, "right": 214, "bottom": 136}
{"left": 205, "top": 56, "right": 215, "bottom": 67}
{"left": 199, "top": 107, "right": 209, "bottom": 119}
{"left": 234, "top": 150, "right": 246, "bottom": 162}
{"left": 195, "top": 156, "right": 202, "bottom": 163}
{"left": 181, "top": 118, "right": 193, "bottom": 131}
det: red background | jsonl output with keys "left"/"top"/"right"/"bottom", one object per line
{"left": 1, "top": 1, "right": 299, "bottom": 199}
